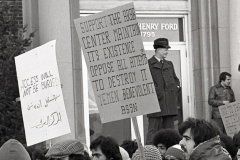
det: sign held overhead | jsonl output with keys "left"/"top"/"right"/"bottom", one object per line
{"left": 75, "top": 3, "right": 160, "bottom": 123}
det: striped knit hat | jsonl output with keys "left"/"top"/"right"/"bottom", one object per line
{"left": 132, "top": 145, "right": 162, "bottom": 160}
{"left": 45, "top": 139, "right": 84, "bottom": 159}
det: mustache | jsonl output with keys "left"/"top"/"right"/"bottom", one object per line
{"left": 180, "top": 145, "right": 187, "bottom": 152}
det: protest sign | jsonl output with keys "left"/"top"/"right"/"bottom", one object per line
{"left": 15, "top": 40, "right": 71, "bottom": 146}
{"left": 74, "top": 3, "right": 160, "bottom": 123}
{"left": 219, "top": 101, "right": 240, "bottom": 137}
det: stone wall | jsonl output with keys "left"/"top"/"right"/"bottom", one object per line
{"left": 0, "top": 0, "right": 23, "bottom": 27}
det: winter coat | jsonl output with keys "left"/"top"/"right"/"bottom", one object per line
{"left": 208, "top": 83, "right": 235, "bottom": 118}
{"left": 189, "top": 136, "right": 231, "bottom": 160}
{"left": 0, "top": 139, "right": 31, "bottom": 160}
{"left": 147, "top": 56, "right": 180, "bottom": 117}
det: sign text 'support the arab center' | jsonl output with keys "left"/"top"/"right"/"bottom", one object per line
{"left": 15, "top": 40, "right": 70, "bottom": 146}
{"left": 74, "top": 3, "right": 160, "bottom": 123}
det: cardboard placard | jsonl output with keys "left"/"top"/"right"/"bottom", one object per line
{"left": 15, "top": 40, "right": 71, "bottom": 146}
{"left": 219, "top": 101, "right": 240, "bottom": 137}
{"left": 74, "top": 3, "right": 160, "bottom": 123}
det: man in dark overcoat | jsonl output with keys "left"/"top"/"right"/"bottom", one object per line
{"left": 146, "top": 38, "right": 180, "bottom": 145}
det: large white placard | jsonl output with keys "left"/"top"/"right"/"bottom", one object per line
{"left": 74, "top": 3, "right": 160, "bottom": 123}
{"left": 219, "top": 101, "right": 240, "bottom": 137}
{"left": 15, "top": 40, "right": 71, "bottom": 146}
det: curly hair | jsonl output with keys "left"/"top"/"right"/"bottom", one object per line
{"left": 90, "top": 136, "right": 122, "bottom": 160}
{"left": 152, "top": 129, "right": 182, "bottom": 149}
{"left": 178, "top": 117, "right": 219, "bottom": 147}
{"left": 120, "top": 140, "right": 138, "bottom": 158}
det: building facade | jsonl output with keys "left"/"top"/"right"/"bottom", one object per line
{"left": 22, "top": 0, "right": 240, "bottom": 146}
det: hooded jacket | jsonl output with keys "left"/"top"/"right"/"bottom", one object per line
{"left": 189, "top": 136, "right": 231, "bottom": 160}
{"left": 0, "top": 139, "right": 31, "bottom": 160}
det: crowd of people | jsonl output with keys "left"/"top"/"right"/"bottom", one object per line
{"left": 0, "top": 117, "right": 240, "bottom": 160}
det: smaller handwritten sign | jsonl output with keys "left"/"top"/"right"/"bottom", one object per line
{"left": 219, "top": 101, "right": 240, "bottom": 137}
{"left": 15, "top": 40, "right": 71, "bottom": 146}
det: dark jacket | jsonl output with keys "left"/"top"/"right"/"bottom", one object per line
{"left": 189, "top": 136, "right": 231, "bottom": 160}
{"left": 208, "top": 83, "right": 235, "bottom": 118}
{"left": 147, "top": 56, "right": 180, "bottom": 117}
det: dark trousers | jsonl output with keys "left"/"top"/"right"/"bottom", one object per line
{"left": 212, "top": 118, "right": 226, "bottom": 134}
{"left": 146, "top": 116, "right": 175, "bottom": 145}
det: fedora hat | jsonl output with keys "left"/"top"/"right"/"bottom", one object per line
{"left": 153, "top": 38, "right": 171, "bottom": 49}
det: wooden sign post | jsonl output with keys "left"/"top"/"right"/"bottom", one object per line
{"left": 132, "top": 117, "right": 145, "bottom": 160}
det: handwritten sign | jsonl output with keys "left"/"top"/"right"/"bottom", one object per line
{"left": 15, "top": 40, "right": 71, "bottom": 146}
{"left": 74, "top": 3, "right": 160, "bottom": 123}
{"left": 219, "top": 101, "right": 240, "bottom": 137}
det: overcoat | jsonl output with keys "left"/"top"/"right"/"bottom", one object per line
{"left": 148, "top": 56, "right": 180, "bottom": 117}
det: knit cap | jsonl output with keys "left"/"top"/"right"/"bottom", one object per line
{"left": 45, "top": 139, "right": 84, "bottom": 159}
{"left": 165, "top": 144, "right": 185, "bottom": 160}
{"left": 132, "top": 145, "right": 162, "bottom": 160}
{"left": 0, "top": 139, "right": 31, "bottom": 160}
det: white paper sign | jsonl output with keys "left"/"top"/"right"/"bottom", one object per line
{"left": 74, "top": 3, "right": 160, "bottom": 123}
{"left": 219, "top": 101, "right": 240, "bottom": 137}
{"left": 15, "top": 40, "right": 71, "bottom": 146}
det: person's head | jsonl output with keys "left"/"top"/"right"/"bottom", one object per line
{"left": 178, "top": 118, "right": 219, "bottom": 158}
{"left": 90, "top": 136, "right": 122, "bottom": 160}
{"left": 152, "top": 129, "right": 182, "bottom": 157}
{"left": 165, "top": 144, "right": 186, "bottom": 160}
{"left": 0, "top": 139, "right": 31, "bottom": 160}
{"left": 120, "top": 139, "right": 138, "bottom": 158}
{"left": 153, "top": 38, "right": 171, "bottom": 59}
{"left": 220, "top": 134, "right": 237, "bottom": 159}
{"left": 45, "top": 139, "right": 88, "bottom": 160}
{"left": 132, "top": 145, "right": 162, "bottom": 160}
{"left": 219, "top": 72, "right": 232, "bottom": 87}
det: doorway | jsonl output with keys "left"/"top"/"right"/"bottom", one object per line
{"left": 131, "top": 43, "right": 189, "bottom": 144}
